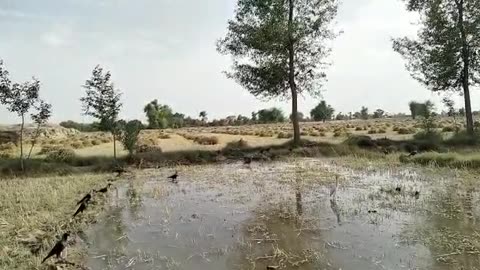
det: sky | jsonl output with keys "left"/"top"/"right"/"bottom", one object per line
{"left": 0, "top": 0, "right": 478, "bottom": 124}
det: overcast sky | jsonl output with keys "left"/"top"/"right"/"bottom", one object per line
{"left": 0, "top": 0, "right": 477, "bottom": 124}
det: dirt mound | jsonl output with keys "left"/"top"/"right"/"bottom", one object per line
{"left": 0, "top": 124, "right": 80, "bottom": 144}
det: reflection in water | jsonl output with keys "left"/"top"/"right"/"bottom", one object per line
{"left": 126, "top": 182, "right": 143, "bottom": 220}
{"left": 329, "top": 198, "right": 341, "bottom": 225}
{"left": 85, "top": 160, "right": 480, "bottom": 270}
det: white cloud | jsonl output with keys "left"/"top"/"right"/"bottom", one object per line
{"left": 40, "top": 24, "right": 73, "bottom": 48}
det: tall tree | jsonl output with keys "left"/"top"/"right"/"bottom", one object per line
{"left": 393, "top": 0, "right": 480, "bottom": 134}
{"left": 81, "top": 65, "right": 123, "bottom": 159}
{"left": 373, "top": 109, "right": 385, "bottom": 119}
{"left": 257, "top": 107, "right": 286, "bottom": 123}
{"left": 360, "top": 106, "right": 369, "bottom": 120}
{"left": 310, "top": 100, "right": 334, "bottom": 122}
{"left": 143, "top": 100, "right": 173, "bottom": 129}
{"left": 121, "top": 120, "right": 143, "bottom": 157}
{"left": 218, "top": 0, "right": 338, "bottom": 145}
{"left": 199, "top": 111, "right": 207, "bottom": 122}
{"left": 0, "top": 60, "right": 42, "bottom": 171}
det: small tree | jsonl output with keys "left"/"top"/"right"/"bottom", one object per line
{"left": 81, "top": 65, "right": 123, "bottom": 160}
{"left": 360, "top": 106, "right": 369, "bottom": 120}
{"left": 144, "top": 100, "right": 173, "bottom": 129}
{"left": 251, "top": 111, "right": 258, "bottom": 123}
{"left": 373, "top": 109, "right": 385, "bottom": 119}
{"left": 0, "top": 60, "right": 42, "bottom": 171}
{"left": 310, "top": 100, "right": 334, "bottom": 122}
{"left": 199, "top": 111, "right": 207, "bottom": 122}
{"left": 121, "top": 120, "right": 143, "bottom": 156}
{"left": 27, "top": 100, "right": 52, "bottom": 159}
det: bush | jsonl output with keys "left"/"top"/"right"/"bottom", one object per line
{"left": 194, "top": 136, "right": 219, "bottom": 145}
{"left": 137, "top": 144, "right": 163, "bottom": 153}
{"left": 158, "top": 133, "right": 171, "bottom": 139}
{"left": 309, "top": 131, "right": 320, "bottom": 137}
{"left": 397, "top": 127, "right": 416, "bottom": 134}
{"left": 224, "top": 139, "right": 249, "bottom": 150}
{"left": 344, "top": 135, "right": 377, "bottom": 148}
{"left": 378, "top": 128, "right": 387, "bottom": 134}
{"left": 445, "top": 131, "right": 480, "bottom": 146}
{"left": 355, "top": 126, "right": 363, "bottom": 131}
{"left": 70, "top": 141, "right": 83, "bottom": 149}
{"left": 442, "top": 126, "right": 456, "bottom": 132}
{"left": 38, "top": 145, "right": 61, "bottom": 155}
{"left": 277, "top": 132, "right": 293, "bottom": 139}
{"left": 82, "top": 139, "right": 93, "bottom": 147}
{"left": 367, "top": 129, "right": 377, "bottom": 134}
{"left": 91, "top": 139, "right": 102, "bottom": 146}
{"left": 45, "top": 148, "right": 76, "bottom": 163}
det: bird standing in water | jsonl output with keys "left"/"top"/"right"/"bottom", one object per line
{"left": 42, "top": 232, "right": 70, "bottom": 263}
{"left": 73, "top": 201, "right": 88, "bottom": 217}
{"left": 330, "top": 175, "right": 339, "bottom": 198}
{"left": 168, "top": 171, "right": 178, "bottom": 183}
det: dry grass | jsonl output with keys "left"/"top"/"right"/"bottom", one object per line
{"left": 0, "top": 173, "right": 110, "bottom": 269}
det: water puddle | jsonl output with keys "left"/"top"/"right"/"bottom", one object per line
{"left": 84, "top": 159, "right": 480, "bottom": 269}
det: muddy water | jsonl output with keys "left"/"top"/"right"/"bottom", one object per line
{"left": 85, "top": 159, "right": 480, "bottom": 270}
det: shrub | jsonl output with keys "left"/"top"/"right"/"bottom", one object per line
{"left": 158, "top": 133, "right": 171, "bottom": 139}
{"left": 101, "top": 137, "right": 111, "bottom": 144}
{"left": 70, "top": 141, "right": 83, "bottom": 149}
{"left": 344, "top": 135, "right": 377, "bottom": 148}
{"left": 91, "top": 139, "right": 102, "bottom": 146}
{"left": 38, "top": 145, "right": 61, "bottom": 155}
{"left": 319, "top": 132, "right": 326, "bottom": 137}
{"left": 355, "top": 126, "right": 363, "bottom": 131}
{"left": 224, "top": 139, "right": 249, "bottom": 150}
{"left": 442, "top": 126, "right": 455, "bottom": 132}
{"left": 378, "top": 128, "right": 387, "bottom": 134}
{"left": 194, "top": 136, "right": 219, "bottom": 145}
{"left": 45, "top": 148, "right": 76, "bottom": 163}
{"left": 397, "top": 127, "right": 416, "bottom": 134}
{"left": 82, "top": 139, "right": 93, "bottom": 147}
{"left": 137, "top": 144, "right": 163, "bottom": 153}
{"left": 309, "top": 131, "right": 320, "bottom": 137}
{"left": 277, "top": 132, "right": 293, "bottom": 139}
{"left": 367, "top": 129, "right": 377, "bottom": 134}
{"left": 445, "top": 131, "right": 480, "bottom": 146}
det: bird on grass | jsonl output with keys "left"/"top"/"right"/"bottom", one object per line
{"left": 73, "top": 201, "right": 88, "bottom": 217}
{"left": 408, "top": 150, "right": 418, "bottom": 157}
{"left": 42, "top": 232, "right": 70, "bottom": 263}
{"left": 113, "top": 167, "right": 127, "bottom": 177}
{"left": 76, "top": 191, "right": 93, "bottom": 205}
{"left": 395, "top": 187, "right": 402, "bottom": 192}
{"left": 330, "top": 175, "right": 339, "bottom": 198}
{"left": 96, "top": 183, "right": 113, "bottom": 194}
{"left": 243, "top": 156, "right": 252, "bottom": 165}
{"left": 414, "top": 191, "right": 420, "bottom": 199}
{"left": 168, "top": 171, "right": 179, "bottom": 183}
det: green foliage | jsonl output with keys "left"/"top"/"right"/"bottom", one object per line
{"left": 310, "top": 100, "right": 334, "bottom": 122}
{"left": 144, "top": 99, "right": 173, "bottom": 129}
{"left": 218, "top": 0, "right": 338, "bottom": 143}
{"left": 394, "top": 0, "right": 480, "bottom": 133}
{"left": 445, "top": 130, "right": 480, "bottom": 146}
{"left": 80, "top": 65, "right": 122, "bottom": 132}
{"left": 257, "top": 107, "right": 286, "bottom": 123}
{"left": 121, "top": 120, "right": 144, "bottom": 156}
{"left": 59, "top": 121, "right": 100, "bottom": 132}
{"left": 0, "top": 60, "right": 47, "bottom": 171}
{"left": 335, "top": 113, "right": 346, "bottom": 121}
{"left": 45, "top": 148, "right": 76, "bottom": 163}
{"left": 372, "top": 109, "right": 385, "bottom": 119}
{"left": 360, "top": 106, "right": 369, "bottom": 120}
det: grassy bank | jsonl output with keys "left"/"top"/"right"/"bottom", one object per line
{"left": 0, "top": 173, "right": 111, "bottom": 269}
{"left": 400, "top": 152, "right": 480, "bottom": 169}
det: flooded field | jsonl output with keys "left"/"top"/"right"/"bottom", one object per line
{"left": 84, "top": 158, "right": 480, "bottom": 270}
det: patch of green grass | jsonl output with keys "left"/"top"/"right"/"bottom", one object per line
{"left": 400, "top": 152, "right": 480, "bottom": 169}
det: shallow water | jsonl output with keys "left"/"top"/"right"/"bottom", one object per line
{"left": 85, "top": 158, "right": 480, "bottom": 270}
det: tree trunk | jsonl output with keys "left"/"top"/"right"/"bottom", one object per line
{"left": 288, "top": 0, "right": 300, "bottom": 146}
{"left": 27, "top": 123, "right": 41, "bottom": 160}
{"left": 457, "top": 0, "right": 474, "bottom": 134}
{"left": 113, "top": 133, "right": 117, "bottom": 160}
{"left": 20, "top": 114, "right": 25, "bottom": 172}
